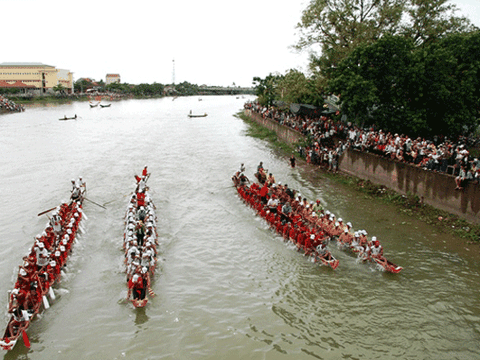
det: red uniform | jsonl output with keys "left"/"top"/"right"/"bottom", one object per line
{"left": 137, "top": 192, "right": 146, "bottom": 207}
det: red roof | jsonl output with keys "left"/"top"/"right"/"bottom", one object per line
{"left": 0, "top": 80, "right": 35, "bottom": 88}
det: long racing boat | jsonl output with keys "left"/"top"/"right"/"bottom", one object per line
{"left": 232, "top": 172, "right": 339, "bottom": 270}
{"left": 0, "top": 179, "right": 86, "bottom": 351}
{"left": 124, "top": 168, "right": 157, "bottom": 308}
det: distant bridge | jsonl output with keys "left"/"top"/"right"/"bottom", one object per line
{"left": 198, "top": 86, "right": 254, "bottom": 95}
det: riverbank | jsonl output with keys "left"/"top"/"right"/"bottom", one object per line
{"left": 237, "top": 111, "right": 480, "bottom": 246}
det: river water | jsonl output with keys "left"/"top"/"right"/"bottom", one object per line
{"left": 0, "top": 96, "right": 479, "bottom": 360}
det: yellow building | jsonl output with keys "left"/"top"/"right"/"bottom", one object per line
{"left": 0, "top": 62, "right": 74, "bottom": 94}
{"left": 106, "top": 73, "right": 120, "bottom": 85}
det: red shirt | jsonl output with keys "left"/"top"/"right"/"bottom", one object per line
{"left": 137, "top": 192, "right": 146, "bottom": 207}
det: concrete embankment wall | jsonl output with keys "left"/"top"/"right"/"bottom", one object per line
{"left": 339, "top": 150, "right": 480, "bottom": 224}
{"left": 244, "top": 110, "right": 480, "bottom": 224}
{"left": 245, "top": 110, "right": 304, "bottom": 144}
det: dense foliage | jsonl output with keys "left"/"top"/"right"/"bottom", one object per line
{"left": 328, "top": 32, "right": 480, "bottom": 137}
{"left": 252, "top": 0, "right": 479, "bottom": 139}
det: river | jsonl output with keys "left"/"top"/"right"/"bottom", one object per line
{"left": 1, "top": 96, "right": 479, "bottom": 360}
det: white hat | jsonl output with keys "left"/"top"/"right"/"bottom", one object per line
{"left": 335, "top": 222, "right": 339, "bottom": 227}
{"left": 326, "top": 210, "right": 330, "bottom": 215}
{"left": 19, "top": 268, "right": 27, "bottom": 276}
{"left": 310, "top": 234, "right": 315, "bottom": 239}
{"left": 50, "top": 260, "right": 56, "bottom": 266}
{"left": 344, "top": 228, "right": 348, "bottom": 233}
{"left": 372, "top": 236, "right": 377, "bottom": 241}
{"left": 347, "top": 222, "right": 352, "bottom": 227}
{"left": 141, "top": 267, "right": 148, "bottom": 274}
{"left": 55, "top": 251, "right": 61, "bottom": 257}
{"left": 338, "top": 218, "right": 343, "bottom": 222}
{"left": 38, "top": 242, "right": 44, "bottom": 248}
{"left": 60, "top": 245, "right": 66, "bottom": 252}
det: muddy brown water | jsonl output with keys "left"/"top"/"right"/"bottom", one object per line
{"left": 0, "top": 96, "right": 479, "bottom": 359}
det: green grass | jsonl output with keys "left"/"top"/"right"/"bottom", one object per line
{"left": 235, "top": 112, "right": 297, "bottom": 155}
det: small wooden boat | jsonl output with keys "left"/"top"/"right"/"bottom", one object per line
{"left": 124, "top": 169, "right": 157, "bottom": 308}
{"left": 188, "top": 113, "right": 208, "bottom": 118}
{"left": 59, "top": 115, "right": 77, "bottom": 121}
{"left": 89, "top": 102, "right": 99, "bottom": 108}
{"left": 0, "top": 180, "right": 86, "bottom": 351}
{"left": 100, "top": 104, "right": 111, "bottom": 108}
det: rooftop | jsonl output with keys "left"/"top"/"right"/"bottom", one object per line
{"left": 0, "top": 62, "right": 55, "bottom": 67}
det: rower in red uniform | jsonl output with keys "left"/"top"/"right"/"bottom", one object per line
{"left": 142, "top": 166, "right": 148, "bottom": 178}
{"left": 137, "top": 190, "right": 146, "bottom": 207}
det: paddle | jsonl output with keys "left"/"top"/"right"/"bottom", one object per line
{"left": 37, "top": 206, "right": 57, "bottom": 217}
{"left": 22, "top": 330, "right": 30, "bottom": 348}
{"left": 85, "top": 198, "right": 106, "bottom": 209}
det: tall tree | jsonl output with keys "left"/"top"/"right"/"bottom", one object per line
{"left": 402, "top": 0, "right": 477, "bottom": 47}
{"left": 329, "top": 34, "right": 416, "bottom": 133}
{"left": 295, "top": 0, "right": 404, "bottom": 75}
{"left": 252, "top": 73, "right": 282, "bottom": 106}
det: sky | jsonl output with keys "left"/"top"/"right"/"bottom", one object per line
{"left": 2, "top": 0, "right": 479, "bottom": 87}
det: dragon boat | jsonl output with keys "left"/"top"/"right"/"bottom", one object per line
{"left": 232, "top": 173, "right": 339, "bottom": 270}
{"left": 0, "top": 181, "right": 86, "bottom": 351}
{"left": 124, "top": 170, "right": 157, "bottom": 308}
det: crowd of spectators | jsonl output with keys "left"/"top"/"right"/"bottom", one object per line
{"left": 0, "top": 95, "right": 24, "bottom": 112}
{"left": 244, "top": 101, "right": 480, "bottom": 189}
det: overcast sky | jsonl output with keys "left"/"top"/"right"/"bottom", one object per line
{"left": 2, "top": 0, "right": 479, "bottom": 87}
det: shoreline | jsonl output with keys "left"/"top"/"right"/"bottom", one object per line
{"left": 236, "top": 111, "right": 480, "bottom": 248}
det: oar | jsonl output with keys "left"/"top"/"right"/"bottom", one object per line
{"left": 85, "top": 198, "right": 106, "bottom": 209}
{"left": 38, "top": 206, "right": 57, "bottom": 217}
{"left": 22, "top": 330, "right": 30, "bottom": 349}
{"left": 43, "top": 295, "right": 50, "bottom": 309}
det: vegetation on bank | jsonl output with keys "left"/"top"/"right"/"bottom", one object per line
{"left": 252, "top": 0, "right": 479, "bottom": 140}
{"left": 235, "top": 112, "right": 296, "bottom": 154}
{"left": 238, "top": 111, "right": 480, "bottom": 244}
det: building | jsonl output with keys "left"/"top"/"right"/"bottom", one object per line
{"left": 0, "top": 62, "right": 74, "bottom": 94}
{"left": 106, "top": 73, "right": 120, "bottom": 85}
{"left": 76, "top": 78, "right": 102, "bottom": 93}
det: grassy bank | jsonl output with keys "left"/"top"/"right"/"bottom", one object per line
{"left": 238, "top": 111, "right": 480, "bottom": 244}
{"left": 235, "top": 112, "right": 296, "bottom": 155}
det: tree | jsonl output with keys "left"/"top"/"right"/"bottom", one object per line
{"left": 252, "top": 73, "right": 282, "bottom": 106}
{"left": 409, "top": 31, "right": 480, "bottom": 137}
{"left": 53, "top": 83, "right": 66, "bottom": 95}
{"left": 295, "top": 0, "right": 404, "bottom": 75}
{"left": 276, "top": 69, "right": 325, "bottom": 107}
{"left": 329, "top": 31, "right": 480, "bottom": 138}
{"left": 329, "top": 34, "right": 416, "bottom": 132}
{"left": 402, "top": 0, "right": 477, "bottom": 47}
{"left": 295, "top": 0, "right": 476, "bottom": 78}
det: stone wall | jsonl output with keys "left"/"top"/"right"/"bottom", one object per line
{"left": 339, "top": 150, "right": 480, "bottom": 224}
{"left": 245, "top": 110, "right": 304, "bottom": 144}
{"left": 244, "top": 109, "right": 480, "bottom": 224}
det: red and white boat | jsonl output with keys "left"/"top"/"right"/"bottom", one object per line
{"left": 124, "top": 169, "right": 157, "bottom": 308}
{"left": 232, "top": 173, "right": 339, "bottom": 270}
{"left": 0, "top": 181, "right": 86, "bottom": 351}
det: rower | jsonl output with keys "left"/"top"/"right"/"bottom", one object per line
{"left": 239, "top": 163, "right": 246, "bottom": 173}
{"left": 35, "top": 242, "right": 49, "bottom": 271}
{"left": 137, "top": 190, "right": 146, "bottom": 207}
{"left": 76, "top": 176, "right": 86, "bottom": 191}
{"left": 315, "top": 242, "right": 330, "bottom": 260}
{"left": 370, "top": 237, "right": 384, "bottom": 257}
{"left": 137, "top": 206, "right": 146, "bottom": 221}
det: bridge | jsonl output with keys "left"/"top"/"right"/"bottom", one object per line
{"left": 198, "top": 86, "right": 254, "bottom": 95}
